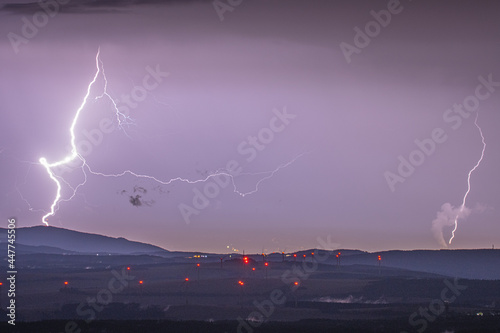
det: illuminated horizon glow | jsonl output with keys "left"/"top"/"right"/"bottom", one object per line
{"left": 448, "top": 113, "right": 486, "bottom": 245}
{"left": 38, "top": 48, "right": 306, "bottom": 226}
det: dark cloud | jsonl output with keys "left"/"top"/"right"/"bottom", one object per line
{"left": 0, "top": 0, "right": 210, "bottom": 14}
{"left": 129, "top": 194, "right": 142, "bottom": 207}
{"left": 133, "top": 186, "right": 147, "bottom": 194}
{"left": 122, "top": 188, "right": 154, "bottom": 207}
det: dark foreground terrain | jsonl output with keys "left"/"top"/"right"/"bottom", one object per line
{"left": 1, "top": 227, "right": 499, "bottom": 332}
{"left": 1, "top": 317, "right": 500, "bottom": 333}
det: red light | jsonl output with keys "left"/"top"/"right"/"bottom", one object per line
{"left": 0, "top": 283, "right": 2, "bottom": 286}
{"left": 196, "top": 263, "right": 200, "bottom": 267}
{"left": 139, "top": 280, "right": 143, "bottom": 284}
{"left": 264, "top": 262, "right": 268, "bottom": 266}
{"left": 127, "top": 267, "right": 130, "bottom": 270}
{"left": 336, "top": 254, "right": 339, "bottom": 258}
{"left": 293, "top": 254, "right": 297, "bottom": 258}
{"left": 303, "top": 254, "right": 306, "bottom": 258}
{"left": 294, "top": 281, "right": 299, "bottom": 286}
{"left": 311, "top": 252, "right": 314, "bottom": 255}
{"left": 238, "top": 280, "right": 244, "bottom": 286}
{"left": 185, "top": 278, "right": 189, "bottom": 281}
{"left": 243, "top": 256, "right": 249, "bottom": 264}
{"left": 64, "top": 281, "right": 68, "bottom": 285}
{"left": 338, "top": 252, "right": 341, "bottom": 255}
{"left": 252, "top": 267, "right": 256, "bottom": 271}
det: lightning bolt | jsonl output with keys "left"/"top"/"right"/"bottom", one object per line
{"left": 39, "top": 48, "right": 132, "bottom": 226}
{"left": 85, "top": 151, "right": 308, "bottom": 198}
{"left": 38, "top": 48, "right": 305, "bottom": 225}
{"left": 448, "top": 113, "right": 486, "bottom": 244}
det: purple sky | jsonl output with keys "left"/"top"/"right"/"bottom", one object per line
{"left": 1, "top": 0, "right": 499, "bottom": 253}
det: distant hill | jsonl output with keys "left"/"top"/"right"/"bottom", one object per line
{"left": 333, "top": 249, "right": 500, "bottom": 280}
{"left": 0, "top": 226, "right": 169, "bottom": 255}
{"left": 0, "top": 226, "right": 498, "bottom": 279}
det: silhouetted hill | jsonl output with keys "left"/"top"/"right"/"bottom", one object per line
{"left": 1, "top": 226, "right": 498, "bottom": 279}
{"left": 0, "top": 226, "right": 169, "bottom": 255}
{"left": 333, "top": 249, "right": 500, "bottom": 280}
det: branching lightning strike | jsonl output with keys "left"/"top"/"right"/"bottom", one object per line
{"left": 86, "top": 151, "right": 308, "bottom": 198}
{"left": 39, "top": 48, "right": 132, "bottom": 225}
{"left": 38, "top": 49, "right": 304, "bottom": 225}
{"left": 448, "top": 113, "right": 486, "bottom": 244}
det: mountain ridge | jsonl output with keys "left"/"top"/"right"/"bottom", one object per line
{"left": 0, "top": 225, "right": 169, "bottom": 255}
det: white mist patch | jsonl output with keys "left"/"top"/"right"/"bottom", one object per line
{"left": 432, "top": 203, "right": 471, "bottom": 248}
{"left": 313, "top": 295, "right": 387, "bottom": 304}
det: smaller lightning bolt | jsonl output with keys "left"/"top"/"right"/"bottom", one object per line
{"left": 235, "top": 151, "right": 309, "bottom": 197}
{"left": 85, "top": 151, "right": 308, "bottom": 197}
{"left": 449, "top": 113, "right": 486, "bottom": 244}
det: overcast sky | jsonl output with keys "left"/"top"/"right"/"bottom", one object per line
{"left": 1, "top": 0, "right": 499, "bottom": 253}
